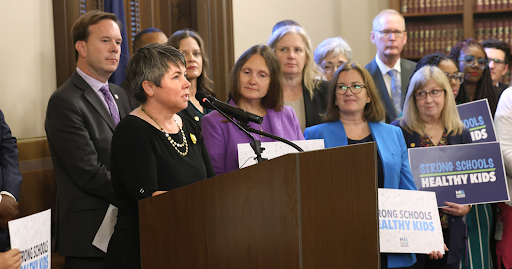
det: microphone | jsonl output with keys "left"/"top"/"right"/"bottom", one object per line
{"left": 196, "top": 92, "right": 263, "bottom": 124}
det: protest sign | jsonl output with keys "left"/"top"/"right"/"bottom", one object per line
{"left": 457, "top": 99, "right": 496, "bottom": 142}
{"left": 379, "top": 189, "right": 444, "bottom": 254}
{"left": 9, "top": 209, "right": 51, "bottom": 269}
{"left": 408, "top": 142, "right": 509, "bottom": 207}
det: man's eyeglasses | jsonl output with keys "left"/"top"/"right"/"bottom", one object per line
{"left": 488, "top": 58, "right": 506, "bottom": 66}
{"left": 321, "top": 62, "right": 345, "bottom": 74}
{"left": 458, "top": 55, "right": 488, "bottom": 70}
{"left": 444, "top": 72, "right": 464, "bottom": 84}
{"left": 374, "top": 30, "right": 406, "bottom": 38}
{"left": 414, "top": 89, "right": 445, "bottom": 100}
{"left": 336, "top": 84, "right": 367, "bottom": 95}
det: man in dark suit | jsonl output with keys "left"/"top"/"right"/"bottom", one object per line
{"left": 0, "top": 110, "right": 22, "bottom": 252}
{"left": 45, "top": 11, "right": 132, "bottom": 269}
{"left": 483, "top": 38, "right": 511, "bottom": 100}
{"left": 366, "top": 9, "right": 416, "bottom": 123}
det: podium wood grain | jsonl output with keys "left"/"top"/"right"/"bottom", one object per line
{"left": 139, "top": 142, "right": 379, "bottom": 268}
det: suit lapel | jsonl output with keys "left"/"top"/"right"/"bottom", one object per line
{"left": 368, "top": 60, "right": 396, "bottom": 121}
{"left": 400, "top": 59, "right": 414, "bottom": 100}
{"left": 266, "top": 108, "right": 283, "bottom": 138}
{"left": 71, "top": 72, "right": 116, "bottom": 131}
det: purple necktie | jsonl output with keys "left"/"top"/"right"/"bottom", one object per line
{"left": 99, "top": 85, "right": 120, "bottom": 125}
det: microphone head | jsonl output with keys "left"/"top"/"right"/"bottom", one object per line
{"left": 195, "top": 91, "right": 215, "bottom": 109}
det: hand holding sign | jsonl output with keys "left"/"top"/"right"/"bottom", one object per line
{"left": 0, "top": 249, "right": 21, "bottom": 269}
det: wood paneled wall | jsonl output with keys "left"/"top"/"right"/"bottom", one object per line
{"left": 52, "top": 0, "right": 233, "bottom": 101}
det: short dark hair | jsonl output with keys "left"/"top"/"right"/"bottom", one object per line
{"left": 126, "top": 44, "right": 186, "bottom": 104}
{"left": 72, "top": 10, "right": 121, "bottom": 62}
{"left": 132, "top": 27, "right": 164, "bottom": 52}
{"left": 272, "top": 19, "right": 301, "bottom": 33}
{"left": 168, "top": 29, "right": 215, "bottom": 97}
{"left": 229, "top": 45, "right": 284, "bottom": 111}
{"left": 482, "top": 38, "right": 511, "bottom": 65}
{"left": 324, "top": 62, "right": 385, "bottom": 122}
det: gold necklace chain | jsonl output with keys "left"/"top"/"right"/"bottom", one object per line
{"left": 140, "top": 106, "right": 188, "bottom": 156}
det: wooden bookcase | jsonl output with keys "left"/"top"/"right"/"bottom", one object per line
{"left": 390, "top": 0, "right": 512, "bottom": 83}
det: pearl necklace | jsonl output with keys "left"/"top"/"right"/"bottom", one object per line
{"left": 140, "top": 106, "right": 188, "bottom": 156}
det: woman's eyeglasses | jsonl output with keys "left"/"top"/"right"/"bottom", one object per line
{"left": 335, "top": 84, "right": 366, "bottom": 95}
{"left": 414, "top": 89, "right": 445, "bottom": 100}
{"left": 321, "top": 62, "right": 345, "bottom": 73}
{"left": 458, "top": 55, "right": 488, "bottom": 70}
{"left": 444, "top": 72, "right": 464, "bottom": 84}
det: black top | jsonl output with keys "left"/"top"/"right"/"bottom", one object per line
{"left": 347, "top": 134, "right": 384, "bottom": 188}
{"left": 178, "top": 100, "right": 214, "bottom": 130}
{"left": 111, "top": 115, "right": 216, "bottom": 231}
{"left": 303, "top": 80, "right": 329, "bottom": 128}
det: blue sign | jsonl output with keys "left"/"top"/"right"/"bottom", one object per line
{"left": 408, "top": 142, "right": 509, "bottom": 207}
{"left": 457, "top": 99, "right": 496, "bottom": 143}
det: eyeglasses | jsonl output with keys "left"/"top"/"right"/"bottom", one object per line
{"left": 414, "top": 89, "right": 445, "bottom": 100}
{"left": 458, "top": 55, "right": 488, "bottom": 70}
{"left": 374, "top": 29, "right": 406, "bottom": 38}
{"left": 321, "top": 61, "right": 345, "bottom": 73}
{"left": 488, "top": 58, "right": 506, "bottom": 66}
{"left": 444, "top": 72, "right": 464, "bottom": 84}
{"left": 336, "top": 84, "right": 366, "bottom": 95}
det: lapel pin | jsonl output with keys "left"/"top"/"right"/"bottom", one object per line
{"left": 114, "top": 94, "right": 119, "bottom": 100}
{"left": 194, "top": 116, "right": 200, "bottom": 121}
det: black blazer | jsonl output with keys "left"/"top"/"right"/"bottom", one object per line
{"left": 496, "top": 82, "right": 509, "bottom": 101}
{"left": 366, "top": 58, "right": 416, "bottom": 123}
{"left": 303, "top": 80, "right": 329, "bottom": 128}
{"left": 45, "top": 71, "right": 132, "bottom": 257}
{"left": 178, "top": 101, "right": 213, "bottom": 130}
{"left": 0, "top": 110, "right": 22, "bottom": 251}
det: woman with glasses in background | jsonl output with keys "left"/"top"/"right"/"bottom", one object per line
{"left": 314, "top": 37, "right": 353, "bottom": 81}
{"left": 392, "top": 65, "right": 471, "bottom": 269}
{"left": 449, "top": 38, "right": 497, "bottom": 269}
{"left": 304, "top": 62, "right": 429, "bottom": 268}
{"left": 449, "top": 38, "right": 498, "bottom": 116}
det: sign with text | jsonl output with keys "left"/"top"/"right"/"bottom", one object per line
{"left": 379, "top": 189, "right": 444, "bottom": 254}
{"left": 408, "top": 142, "right": 509, "bottom": 207}
{"left": 9, "top": 209, "right": 51, "bottom": 269}
{"left": 237, "top": 139, "right": 324, "bottom": 169}
{"left": 457, "top": 99, "right": 496, "bottom": 142}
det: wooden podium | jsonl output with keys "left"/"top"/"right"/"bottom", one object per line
{"left": 139, "top": 143, "right": 379, "bottom": 268}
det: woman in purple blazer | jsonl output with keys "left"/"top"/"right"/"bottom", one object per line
{"left": 202, "top": 45, "right": 304, "bottom": 175}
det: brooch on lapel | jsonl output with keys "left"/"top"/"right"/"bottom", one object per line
{"left": 194, "top": 116, "right": 200, "bottom": 122}
{"left": 190, "top": 133, "right": 197, "bottom": 144}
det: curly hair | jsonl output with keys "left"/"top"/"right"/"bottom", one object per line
{"left": 449, "top": 38, "right": 498, "bottom": 116}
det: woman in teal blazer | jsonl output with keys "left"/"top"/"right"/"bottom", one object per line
{"left": 304, "top": 62, "right": 425, "bottom": 269}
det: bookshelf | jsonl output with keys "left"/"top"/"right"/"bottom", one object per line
{"left": 390, "top": 0, "right": 512, "bottom": 83}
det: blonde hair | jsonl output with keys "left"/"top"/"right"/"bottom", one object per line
{"left": 267, "top": 25, "right": 321, "bottom": 99}
{"left": 372, "top": 9, "right": 405, "bottom": 31}
{"left": 400, "top": 65, "right": 464, "bottom": 136}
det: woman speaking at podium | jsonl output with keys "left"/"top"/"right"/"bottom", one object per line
{"left": 104, "top": 44, "right": 215, "bottom": 269}
{"left": 202, "top": 45, "right": 304, "bottom": 176}
{"left": 303, "top": 62, "right": 421, "bottom": 269}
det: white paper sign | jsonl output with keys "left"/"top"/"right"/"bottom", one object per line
{"left": 237, "top": 139, "right": 325, "bottom": 169}
{"left": 378, "top": 189, "right": 444, "bottom": 254}
{"left": 9, "top": 209, "right": 51, "bottom": 268}
{"left": 93, "top": 204, "right": 118, "bottom": 253}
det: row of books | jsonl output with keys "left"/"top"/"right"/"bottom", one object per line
{"left": 400, "top": 0, "right": 512, "bottom": 14}
{"left": 474, "top": 20, "right": 512, "bottom": 45}
{"left": 403, "top": 23, "right": 464, "bottom": 59}
{"left": 400, "top": 0, "right": 463, "bottom": 14}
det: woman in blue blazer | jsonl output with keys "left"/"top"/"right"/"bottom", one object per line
{"left": 304, "top": 62, "right": 434, "bottom": 269}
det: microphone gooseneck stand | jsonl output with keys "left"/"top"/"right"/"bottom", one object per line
{"left": 203, "top": 99, "right": 268, "bottom": 163}
{"left": 238, "top": 123, "right": 304, "bottom": 153}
